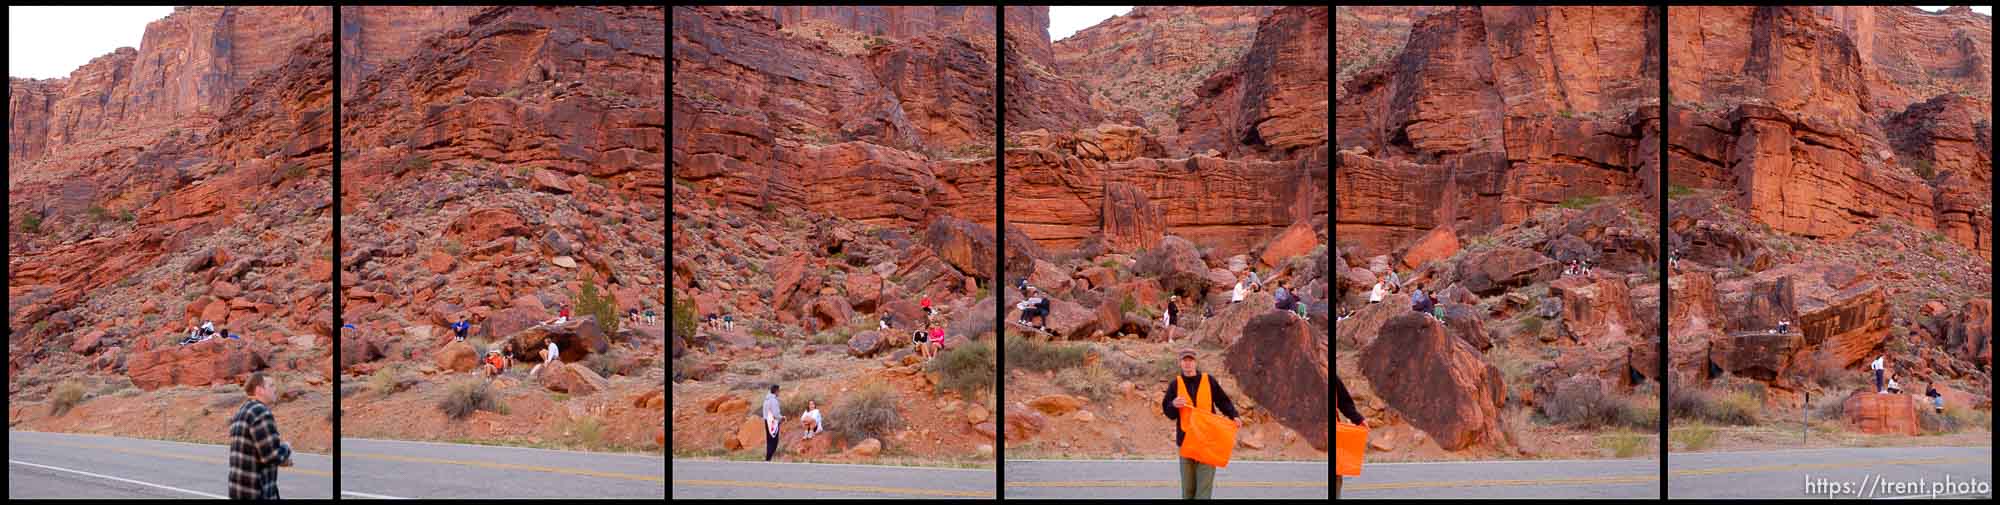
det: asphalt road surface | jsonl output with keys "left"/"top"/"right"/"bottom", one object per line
{"left": 1669, "top": 446, "right": 1992, "bottom": 499}
{"left": 8, "top": 430, "right": 333, "bottom": 499}
{"left": 1005, "top": 459, "right": 1327, "bottom": 499}
{"left": 339, "top": 438, "right": 664, "bottom": 498}
{"left": 672, "top": 459, "right": 996, "bottom": 498}
{"left": 1336, "top": 456, "right": 1659, "bottom": 499}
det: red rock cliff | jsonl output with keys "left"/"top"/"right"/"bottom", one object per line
{"left": 1051, "top": 6, "right": 1275, "bottom": 140}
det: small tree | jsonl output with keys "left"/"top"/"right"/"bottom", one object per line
{"left": 578, "top": 277, "right": 620, "bottom": 336}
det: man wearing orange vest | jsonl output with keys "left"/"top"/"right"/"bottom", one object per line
{"left": 1161, "top": 347, "right": 1240, "bottom": 499}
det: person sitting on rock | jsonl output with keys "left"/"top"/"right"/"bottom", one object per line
{"left": 1274, "top": 283, "right": 1296, "bottom": 312}
{"left": 1247, "top": 270, "right": 1263, "bottom": 292}
{"left": 1016, "top": 288, "right": 1051, "bottom": 331}
{"left": 800, "top": 399, "right": 825, "bottom": 439}
{"left": 922, "top": 297, "right": 935, "bottom": 318}
{"left": 553, "top": 304, "right": 572, "bottom": 325}
{"left": 1410, "top": 288, "right": 1430, "bottom": 315}
{"left": 451, "top": 317, "right": 471, "bottom": 342}
{"left": 482, "top": 350, "right": 510, "bottom": 377}
{"left": 1776, "top": 319, "right": 1790, "bottom": 334}
{"left": 926, "top": 327, "right": 947, "bottom": 358}
{"left": 1926, "top": 382, "right": 1944, "bottom": 413}
{"left": 912, "top": 327, "right": 933, "bottom": 359}
{"left": 880, "top": 313, "right": 895, "bottom": 331}
{"left": 1369, "top": 281, "right": 1387, "bottom": 304}
{"left": 723, "top": 313, "right": 733, "bottom": 330}
{"left": 531, "top": 337, "right": 560, "bottom": 377}
{"left": 1885, "top": 375, "right": 1903, "bottom": 394}
{"left": 1230, "top": 279, "right": 1246, "bottom": 304}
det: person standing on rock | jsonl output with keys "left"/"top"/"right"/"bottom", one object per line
{"left": 1334, "top": 374, "right": 1365, "bottom": 499}
{"left": 763, "top": 384, "right": 783, "bottom": 461}
{"left": 1161, "top": 348, "right": 1240, "bottom": 499}
{"left": 228, "top": 372, "right": 293, "bottom": 499}
{"left": 1871, "top": 355, "right": 1887, "bottom": 393}
{"left": 1164, "top": 296, "right": 1181, "bottom": 343}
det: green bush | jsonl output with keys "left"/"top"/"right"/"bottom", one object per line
{"left": 1055, "top": 363, "right": 1116, "bottom": 402}
{"left": 1600, "top": 430, "right": 1647, "bottom": 458}
{"left": 1558, "top": 195, "right": 1602, "bottom": 209}
{"left": 438, "top": 379, "right": 501, "bottom": 420}
{"left": 577, "top": 277, "right": 620, "bottom": 336}
{"left": 51, "top": 380, "right": 86, "bottom": 417}
{"left": 929, "top": 339, "right": 994, "bottom": 400}
{"left": 1667, "top": 184, "right": 1694, "bottom": 200}
{"left": 1669, "top": 385, "right": 1759, "bottom": 426}
{"left": 832, "top": 383, "right": 902, "bottom": 443}
{"left": 1005, "top": 335, "right": 1086, "bottom": 372}
{"left": 1679, "top": 422, "right": 1716, "bottom": 451}
{"left": 672, "top": 297, "right": 697, "bottom": 340}
{"left": 86, "top": 206, "right": 111, "bottom": 221}
{"left": 1543, "top": 381, "right": 1652, "bottom": 430}
{"left": 568, "top": 415, "right": 605, "bottom": 448}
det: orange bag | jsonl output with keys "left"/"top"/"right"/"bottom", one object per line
{"left": 1336, "top": 422, "right": 1367, "bottom": 476}
{"left": 1176, "top": 373, "right": 1236, "bottom": 468}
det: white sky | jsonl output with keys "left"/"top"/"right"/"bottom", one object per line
{"left": 9, "top": 6, "right": 175, "bottom": 79}
{"left": 1916, "top": 6, "right": 1993, "bottom": 14}
{"left": 1048, "top": 6, "right": 1130, "bottom": 42}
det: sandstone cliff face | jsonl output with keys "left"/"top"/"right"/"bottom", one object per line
{"left": 1667, "top": 6, "right": 1991, "bottom": 258}
{"left": 1177, "top": 6, "right": 1326, "bottom": 161}
{"left": 338, "top": 6, "right": 482, "bottom": 97}
{"left": 1004, "top": 145, "right": 1328, "bottom": 257}
{"left": 1001, "top": 7, "right": 1100, "bottom": 138}
{"left": 675, "top": 6, "right": 995, "bottom": 232}
{"left": 1337, "top": 6, "right": 1661, "bottom": 258}
{"left": 340, "top": 6, "right": 665, "bottom": 338}
{"left": 1051, "top": 6, "right": 1274, "bottom": 139}
{"left": 10, "top": 8, "right": 334, "bottom": 393}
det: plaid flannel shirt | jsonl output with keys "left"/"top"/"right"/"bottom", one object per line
{"left": 228, "top": 399, "right": 291, "bottom": 499}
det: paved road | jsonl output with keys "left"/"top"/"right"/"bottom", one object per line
{"left": 1005, "top": 459, "right": 1326, "bottom": 499}
{"left": 1336, "top": 457, "right": 1659, "bottom": 499}
{"left": 339, "top": 438, "right": 663, "bottom": 498}
{"left": 8, "top": 430, "right": 333, "bottom": 499}
{"left": 672, "top": 459, "right": 996, "bottom": 498}
{"left": 1670, "top": 446, "right": 1992, "bottom": 499}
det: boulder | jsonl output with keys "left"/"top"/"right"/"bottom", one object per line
{"left": 1400, "top": 226, "right": 1459, "bottom": 269}
{"left": 1709, "top": 332, "right": 1802, "bottom": 383}
{"left": 446, "top": 208, "right": 529, "bottom": 245}
{"left": 1937, "top": 300, "right": 1991, "bottom": 364}
{"left": 847, "top": 330, "right": 892, "bottom": 358}
{"left": 71, "top": 329, "right": 111, "bottom": 355}
{"left": 1227, "top": 312, "right": 1330, "bottom": 450}
{"left": 1334, "top": 293, "right": 1410, "bottom": 349}
{"left": 727, "top": 416, "right": 765, "bottom": 451}
{"left": 126, "top": 338, "right": 269, "bottom": 391}
{"left": 1435, "top": 303, "right": 1492, "bottom": 351}
{"left": 433, "top": 340, "right": 480, "bottom": 373}
{"left": 633, "top": 390, "right": 665, "bottom": 410}
{"left": 507, "top": 316, "right": 611, "bottom": 363}
{"left": 539, "top": 362, "right": 608, "bottom": 396}
{"left": 848, "top": 438, "right": 882, "bottom": 457}
{"left": 1360, "top": 313, "right": 1506, "bottom": 451}
{"left": 805, "top": 296, "right": 856, "bottom": 333}
{"left": 708, "top": 395, "right": 750, "bottom": 415}
{"left": 1842, "top": 391, "right": 1919, "bottom": 435}
{"left": 1194, "top": 292, "right": 1275, "bottom": 346}
{"left": 1455, "top": 247, "right": 1557, "bottom": 296}
{"left": 1136, "top": 235, "right": 1210, "bottom": 298}
{"left": 1798, "top": 284, "right": 1889, "bottom": 369}
{"left": 1003, "top": 407, "right": 1049, "bottom": 442}
{"left": 1028, "top": 394, "right": 1085, "bottom": 416}
{"left": 966, "top": 403, "right": 989, "bottom": 424}
{"left": 1550, "top": 276, "right": 1637, "bottom": 344}
{"left": 1261, "top": 220, "right": 1319, "bottom": 268}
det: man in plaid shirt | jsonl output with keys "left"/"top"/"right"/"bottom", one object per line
{"left": 228, "top": 372, "right": 293, "bottom": 499}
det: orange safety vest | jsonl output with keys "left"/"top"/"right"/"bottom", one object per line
{"left": 1175, "top": 373, "right": 1236, "bottom": 468}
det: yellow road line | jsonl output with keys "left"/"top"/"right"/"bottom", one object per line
{"left": 1672, "top": 457, "right": 1987, "bottom": 477}
{"left": 37, "top": 440, "right": 332, "bottom": 477}
{"left": 674, "top": 479, "right": 993, "bottom": 497}
{"left": 345, "top": 452, "right": 662, "bottom": 482}
{"left": 1008, "top": 480, "right": 1326, "bottom": 488}
{"left": 1346, "top": 475, "right": 1657, "bottom": 491}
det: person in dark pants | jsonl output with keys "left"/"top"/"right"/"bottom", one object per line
{"left": 1161, "top": 348, "right": 1239, "bottom": 499}
{"left": 1334, "top": 374, "right": 1366, "bottom": 499}
{"left": 762, "top": 384, "right": 782, "bottom": 461}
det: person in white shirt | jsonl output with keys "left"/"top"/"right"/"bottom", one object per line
{"left": 531, "top": 337, "right": 560, "bottom": 376}
{"left": 800, "top": 400, "right": 825, "bottom": 439}
{"left": 1369, "top": 281, "right": 1387, "bottom": 304}
{"left": 1870, "top": 355, "right": 1886, "bottom": 393}
{"left": 1230, "top": 280, "right": 1246, "bottom": 304}
{"left": 1885, "top": 375, "right": 1902, "bottom": 394}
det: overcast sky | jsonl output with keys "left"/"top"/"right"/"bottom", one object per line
{"left": 9, "top": 6, "right": 175, "bottom": 79}
{"left": 1916, "top": 6, "right": 1992, "bottom": 14}
{"left": 1047, "top": 6, "right": 1130, "bottom": 42}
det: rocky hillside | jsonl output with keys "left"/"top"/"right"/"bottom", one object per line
{"left": 1051, "top": 7, "right": 1274, "bottom": 140}
{"left": 333, "top": 6, "right": 664, "bottom": 443}
{"left": 1663, "top": 6, "right": 1989, "bottom": 443}
{"left": 1338, "top": 6, "right": 1662, "bottom": 260}
{"left": 9, "top": 7, "right": 335, "bottom": 450}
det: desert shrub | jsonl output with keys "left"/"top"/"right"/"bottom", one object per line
{"left": 780, "top": 391, "right": 824, "bottom": 418}
{"left": 1005, "top": 335, "right": 1086, "bottom": 371}
{"left": 577, "top": 277, "right": 620, "bottom": 336}
{"left": 1519, "top": 317, "right": 1544, "bottom": 338}
{"left": 585, "top": 351, "right": 617, "bottom": 378}
{"left": 282, "top": 162, "right": 307, "bottom": 181}
{"left": 438, "top": 379, "right": 502, "bottom": 420}
{"left": 1558, "top": 195, "right": 1601, "bottom": 209}
{"left": 929, "top": 338, "right": 994, "bottom": 400}
{"left": 672, "top": 297, "right": 697, "bottom": 341}
{"left": 370, "top": 366, "right": 406, "bottom": 397}
{"left": 1600, "top": 430, "right": 1647, "bottom": 458}
{"left": 1543, "top": 381, "right": 1650, "bottom": 430}
{"left": 51, "top": 380, "right": 86, "bottom": 416}
{"left": 1054, "top": 363, "right": 1116, "bottom": 402}
{"left": 1679, "top": 422, "right": 1716, "bottom": 451}
{"left": 86, "top": 206, "right": 112, "bottom": 221}
{"left": 832, "top": 383, "right": 902, "bottom": 443}
{"left": 1696, "top": 389, "right": 1759, "bottom": 426}
{"left": 18, "top": 213, "right": 43, "bottom": 234}
{"left": 778, "top": 365, "right": 825, "bottom": 382}
{"left": 398, "top": 154, "right": 431, "bottom": 176}
{"left": 1917, "top": 405, "right": 1959, "bottom": 434}
{"left": 1667, "top": 184, "right": 1695, "bottom": 200}
{"left": 568, "top": 415, "right": 605, "bottom": 448}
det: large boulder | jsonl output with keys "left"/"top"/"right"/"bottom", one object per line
{"left": 925, "top": 216, "right": 998, "bottom": 279}
{"left": 1334, "top": 293, "right": 1410, "bottom": 349}
{"left": 1455, "top": 247, "right": 1557, "bottom": 296}
{"left": 1003, "top": 407, "right": 1050, "bottom": 442}
{"left": 539, "top": 362, "right": 609, "bottom": 396}
{"left": 1668, "top": 271, "right": 1724, "bottom": 340}
{"left": 1028, "top": 394, "right": 1085, "bottom": 416}
{"left": 1194, "top": 292, "right": 1275, "bottom": 346}
{"left": 1136, "top": 235, "right": 1210, "bottom": 298}
{"left": 1937, "top": 300, "right": 1991, "bottom": 364}
{"left": 71, "top": 329, "right": 113, "bottom": 355}
{"left": 1724, "top": 275, "right": 1797, "bottom": 334}
{"left": 1842, "top": 391, "right": 1918, "bottom": 435}
{"left": 1226, "top": 312, "right": 1330, "bottom": 450}
{"left": 433, "top": 340, "right": 480, "bottom": 373}
{"left": 1708, "top": 332, "right": 1802, "bottom": 383}
{"left": 1400, "top": 226, "right": 1459, "bottom": 270}
{"left": 847, "top": 330, "right": 892, "bottom": 358}
{"left": 1798, "top": 284, "right": 1889, "bottom": 369}
{"left": 726, "top": 416, "right": 765, "bottom": 451}
{"left": 1435, "top": 303, "right": 1492, "bottom": 352}
{"left": 805, "top": 296, "right": 856, "bottom": 333}
{"left": 339, "top": 330, "right": 384, "bottom": 374}
{"left": 446, "top": 208, "right": 529, "bottom": 245}
{"left": 1360, "top": 313, "right": 1506, "bottom": 451}
{"left": 507, "top": 316, "right": 612, "bottom": 363}
{"left": 1550, "top": 276, "right": 1637, "bottom": 344}
{"left": 126, "top": 338, "right": 269, "bottom": 391}
{"left": 1260, "top": 220, "right": 1319, "bottom": 268}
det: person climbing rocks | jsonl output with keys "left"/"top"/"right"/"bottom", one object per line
{"left": 451, "top": 317, "right": 471, "bottom": 342}
{"left": 1870, "top": 355, "right": 1887, "bottom": 393}
{"left": 1926, "top": 382, "right": 1944, "bottom": 413}
{"left": 531, "top": 337, "right": 560, "bottom": 377}
{"left": 763, "top": 384, "right": 783, "bottom": 461}
{"left": 1369, "top": 281, "right": 1387, "bottom": 304}
{"left": 800, "top": 399, "right": 825, "bottom": 439}
{"left": 1334, "top": 374, "right": 1365, "bottom": 500}
{"left": 228, "top": 372, "right": 294, "bottom": 499}
{"left": 1161, "top": 348, "right": 1239, "bottom": 500}
{"left": 1164, "top": 296, "right": 1181, "bottom": 343}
